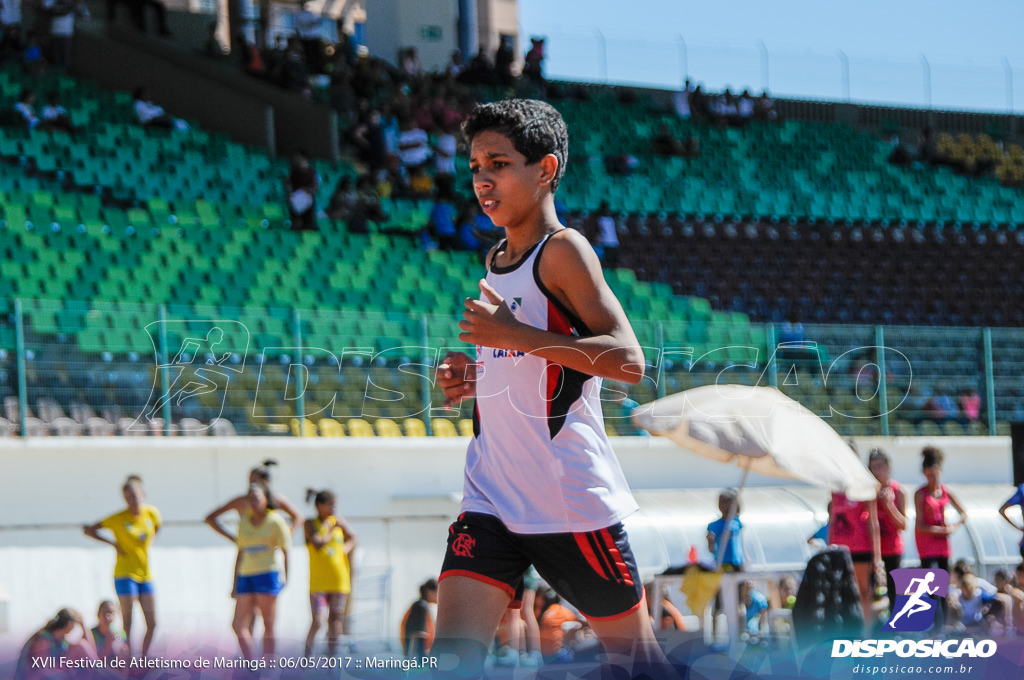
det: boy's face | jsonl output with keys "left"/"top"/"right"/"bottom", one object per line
{"left": 469, "top": 130, "right": 552, "bottom": 228}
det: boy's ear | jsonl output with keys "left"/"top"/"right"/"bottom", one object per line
{"left": 538, "top": 154, "right": 559, "bottom": 186}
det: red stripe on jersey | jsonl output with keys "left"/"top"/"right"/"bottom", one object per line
{"left": 574, "top": 532, "right": 610, "bottom": 581}
{"left": 545, "top": 300, "right": 573, "bottom": 423}
{"left": 600, "top": 528, "right": 635, "bottom": 586}
{"left": 547, "top": 299, "right": 574, "bottom": 336}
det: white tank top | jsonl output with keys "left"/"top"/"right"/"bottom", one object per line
{"left": 460, "top": 231, "right": 639, "bottom": 533}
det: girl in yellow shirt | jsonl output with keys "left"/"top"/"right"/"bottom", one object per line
{"left": 206, "top": 482, "right": 290, "bottom": 660}
{"left": 303, "top": 489, "right": 356, "bottom": 657}
{"left": 83, "top": 475, "right": 160, "bottom": 658}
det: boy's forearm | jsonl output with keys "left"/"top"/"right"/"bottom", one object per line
{"left": 499, "top": 326, "right": 644, "bottom": 383}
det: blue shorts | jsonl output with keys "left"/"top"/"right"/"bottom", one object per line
{"left": 237, "top": 572, "right": 284, "bottom": 596}
{"left": 114, "top": 578, "right": 155, "bottom": 597}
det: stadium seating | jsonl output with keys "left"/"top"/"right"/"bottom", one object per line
{"left": 1, "top": 65, "right": 1021, "bottom": 439}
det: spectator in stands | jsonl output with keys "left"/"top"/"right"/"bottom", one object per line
{"left": 295, "top": 2, "right": 323, "bottom": 73}
{"left": 42, "top": 0, "right": 88, "bottom": 68}
{"left": 426, "top": 178, "right": 458, "bottom": 251}
{"left": 14, "top": 87, "right": 41, "bottom": 129}
{"left": 672, "top": 79, "right": 693, "bottom": 119}
{"left": 287, "top": 149, "right": 320, "bottom": 231}
{"left": 377, "top": 153, "right": 409, "bottom": 199}
{"left": 22, "top": 31, "right": 46, "bottom": 75}
{"left": 326, "top": 175, "right": 358, "bottom": 221}
{"left": 400, "top": 46, "right": 421, "bottom": 79}
{"left": 687, "top": 84, "right": 712, "bottom": 121}
{"left": 737, "top": 89, "right": 755, "bottom": 121}
{"left": 755, "top": 91, "right": 777, "bottom": 121}
{"left": 348, "top": 173, "right": 388, "bottom": 233}
{"left": 1, "top": 0, "right": 21, "bottom": 35}
{"left": 494, "top": 35, "right": 514, "bottom": 86}
{"left": 132, "top": 86, "right": 187, "bottom": 131}
{"left": 40, "top": 91, "right": 78, "bottom": 134}
{"left": 396, "top": 116, "right": 430, "bottom": 169}
{"left": 445, "top": 49, "right": 464, "bottom": 80}
{"left": 591, "top": 201, "right": 620, "bottom": 268}
{"left": 281, "top": 38, "right": 311, "bottom": 96}
{"left": 927, "top": 385, "right": 959, "bottom": 422}
{"left": 959, "top": 387, "right": 981, "bottom": 422}
{"left": 352, "top": 107, "right": 388, "bottom": 177}
{"left": 263, "top": 34, "right": 287, "bottom": 81}
{"left": 523, "top": 37, "right": 545, "bottom": 81}
{"left": 407, "top": 164, "right": 435, "bottom": 200}
{"left": 461, "top": 47, "right": 495, "bottom": 85}
{"left": 401, "top": 579, "right": 437, "bottom": 659}
{"left": 433, "top": 121, "right": 458, "bottom": 180}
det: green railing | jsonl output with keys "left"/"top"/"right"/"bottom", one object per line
{"left": 0, "top": 298, "right": 1012, "bottom": 438}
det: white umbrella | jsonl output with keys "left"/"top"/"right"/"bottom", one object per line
{"left": 633, "top": 384, "right": 879, "bottom": 568}
{"left": 632, "top": 384, "right": 879, "bottom": 501}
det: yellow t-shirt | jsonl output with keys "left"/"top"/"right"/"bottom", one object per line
{"left": 307, "top": 516, "right": 352, "bottom": 594}
{"left": 99, "top": 505, "right": 161, "bottom": 582}
{"left": 237, "top": 510, "right": 290, "bottom": 577}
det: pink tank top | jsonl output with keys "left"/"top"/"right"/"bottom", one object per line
{"left": 915, "top": 484, "right": 950, "bottom": 559}
{"left": 829, "top": 492, "right": 872, "bottom": 554}
{"left": 878, "top": 481, "right": 904, "bottom": 557}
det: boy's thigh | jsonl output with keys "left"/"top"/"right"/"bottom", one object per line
{"left": 524, "top": 523, "right": 644, "bottom": 619}
{"left": 440, "top": 512, "right": 532, "bottom": 606}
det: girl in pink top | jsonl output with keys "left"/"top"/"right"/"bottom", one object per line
{"left": 914, "top": 446, "right": 967, "bottom": 572}
{"left": 869, "top": 448, "right": 906, "bottom": 611}
{"left": 914, "top": 446, "right": 967, "bottom": 631}
{"left": 829, "top": 490, "right": 882, "bottom": 631}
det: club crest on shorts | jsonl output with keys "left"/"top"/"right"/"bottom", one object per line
{"left": 451, "top": 532, "right": 476, "bottom": 558}
{"left": 887, "top": 568, "right": 949, "bottom": 632}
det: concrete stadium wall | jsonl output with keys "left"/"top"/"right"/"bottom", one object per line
{"left": 73, "top": 25, "right": 340, "bottom": 160}
{"left": 0, "top": 435, "right": 1015, "bottom": 655}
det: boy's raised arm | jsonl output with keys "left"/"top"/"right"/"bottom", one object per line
{"left": 460, "top": 229, "right": 644, "bottom": 384}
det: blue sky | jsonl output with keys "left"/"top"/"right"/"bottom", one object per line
{"left": 517, "top": 0, "right": 1024, "bottom": 112}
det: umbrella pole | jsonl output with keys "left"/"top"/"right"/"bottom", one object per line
{"left": 714, "top": 461, "right": 750, "bottom": 569}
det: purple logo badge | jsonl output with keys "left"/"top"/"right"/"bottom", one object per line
{"left": 886, "top": 568, "right": 949, "bottom": 632}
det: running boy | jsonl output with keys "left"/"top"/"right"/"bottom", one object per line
{"left": 434, "top": 99, "right": 669, "bottom": 677}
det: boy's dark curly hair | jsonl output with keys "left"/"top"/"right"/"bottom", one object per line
{"left": 462, "top": 99, "right": 568, "bottom": 193}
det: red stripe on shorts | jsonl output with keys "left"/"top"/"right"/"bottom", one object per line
{"left": 600, "top": 528, "right": 635, "bottom": 586}
{"left": 574, "top": 532, "right": 610, "bottom": 580}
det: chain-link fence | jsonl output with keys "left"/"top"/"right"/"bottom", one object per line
{"left": 0, "top": 297, "right": 1013, "bottom": 437}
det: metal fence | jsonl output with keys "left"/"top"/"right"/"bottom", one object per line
{"left": 529, "top": 28, "right": 1024, "bottom": 115}
{"left": 0, "top": 297, "right": 1014, "bottom": 437}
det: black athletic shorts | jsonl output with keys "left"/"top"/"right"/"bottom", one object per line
{"left": 439, "top": 511, "right": 644, "bottom": 620}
